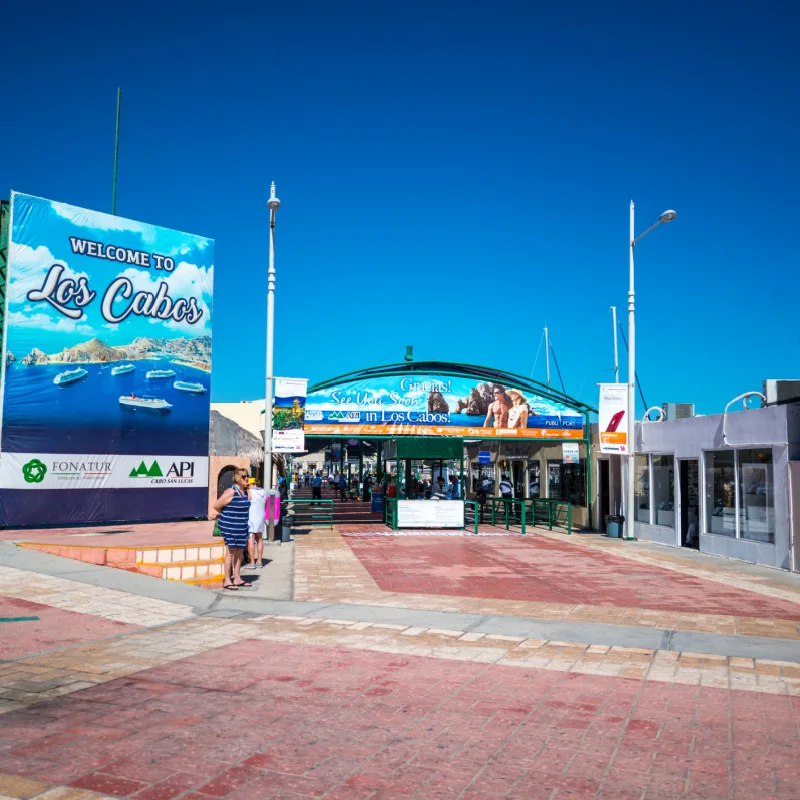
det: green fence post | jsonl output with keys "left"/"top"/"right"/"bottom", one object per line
{"left": 521, "top": 501, "right": 526, "bottom": 535}
{"left": 568, "top": 503, "right": 572, "bottom": 535}
{"left": 548, "top": 502, "right": 553, "bottom": 530}
{"left": 491, "top": 500, "right": 496, "bottom": 527}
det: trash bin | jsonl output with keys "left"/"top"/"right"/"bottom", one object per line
{"left": 371, "top": 491, "right": 385, "bottom": 515}
{"left": 605, "top": 515, "right": 624, "bottom": 538}
{"left": 280, "top": 515, "right": 291, "bottom": 542}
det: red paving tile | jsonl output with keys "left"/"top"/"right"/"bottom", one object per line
{"left": 345, "top": 535, "right": 800, "bottom": 620}
{"left": 0, "top": 639, "right": 799, "bottom": 798}
{"left": 0, "top": 596, "right": 140, "bottom": 660}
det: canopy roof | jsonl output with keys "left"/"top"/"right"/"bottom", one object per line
{"left": 308, "top": 360, "right": 595, "bottom": 415}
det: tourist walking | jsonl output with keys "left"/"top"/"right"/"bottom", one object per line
{"left": 212, "top": 468, "right": 251, "bottom": 590}
{"left": 339, "top": 472, "right": 348, "bottom": 502}
{"left": 311, "top": 471, "right": 322, "bottom": 503}
{"left": 247, "top": 478, "right": 267, "bottom": 569}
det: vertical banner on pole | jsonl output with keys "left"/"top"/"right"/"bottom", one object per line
{"left": 272, "top": 377, "right": 307, "bottom": 453}
{"left": 598, "top": 383, "right": 629, "bottom": 454}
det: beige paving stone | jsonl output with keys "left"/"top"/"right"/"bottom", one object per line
{"left": 0, "top": 775, "right": 49, "bottom": 799}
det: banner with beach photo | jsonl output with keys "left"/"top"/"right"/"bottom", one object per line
{"left": 304, "top": 375, "right": 584, "bottom": 439}
{"left": 0, "top": 192, "right": 214, "bottom": 526}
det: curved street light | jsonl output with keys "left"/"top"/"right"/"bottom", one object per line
{"left": 625, "top": 202, "right": 677, "bottom": 540}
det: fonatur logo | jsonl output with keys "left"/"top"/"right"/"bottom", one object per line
{"left": 22, "top": 459, "right": 47, "bottom": 484}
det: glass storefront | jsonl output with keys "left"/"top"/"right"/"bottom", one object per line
{"left": 705, "top": 450, "right": 736, "bottom": 537}
{"left": 652, "top": 456, "right": 675, "bottom": 528}
{"left": 738, "top": 449, "right": 774, "bottom": 543}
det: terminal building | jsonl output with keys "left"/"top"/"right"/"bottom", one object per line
{"left": 593, "top": 381, "right": 800, "bottom": 572}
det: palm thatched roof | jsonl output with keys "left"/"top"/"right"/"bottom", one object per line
{"left": 210, "top": 410, "right": 265, "bottom": 465}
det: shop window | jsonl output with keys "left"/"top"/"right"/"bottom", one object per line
{"left": 547, "top": 461, "right": 561, "bottom": 498}
{"left": 546, "top": 460, "right": 586, "bottom": 507}
{"left": 528, "top": 462, "right": 541, "bottom": 498}
{"left": 652, "top": 456, "right": 675, "bottom": 528}
{"left": 705, "top": 451, "right": 736, "bottom": 537}
{"left": 472, "top": 464, "right": 495, "bottom": 495}
{"left": 634, "top": 455, "right": 650, "bottom": 523}
{"left": 738, "top": 449, "right": 775, "bottom": 544}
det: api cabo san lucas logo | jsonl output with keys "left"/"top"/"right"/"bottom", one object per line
{"left": 130, "top": 459, "right": 197, "bottom": 483}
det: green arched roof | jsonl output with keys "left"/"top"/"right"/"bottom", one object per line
{"left": 308, "top": 360, "right": 595, "bottom": 415}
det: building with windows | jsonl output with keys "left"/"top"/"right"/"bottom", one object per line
{"left": 609, "top": 402, "right": 800, "bottom": 571}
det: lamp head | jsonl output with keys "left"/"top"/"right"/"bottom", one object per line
{"left": 659, "top": 209, "right": 677, "bottom": 223}
{"left": 268, "top": 181, "right": 281, "bottom": 210}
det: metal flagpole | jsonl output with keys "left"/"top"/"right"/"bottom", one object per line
{"left": 111, "top": 88, "right": 122, "bottom": 215}
{"left": 611, "top": 306, "right": 619, "bottom": 383}
{"left": 544, "top": 326, "right": 550, "bottom": 386}
{"left": 264, "top": 182, "right": 281, "bottom": 542}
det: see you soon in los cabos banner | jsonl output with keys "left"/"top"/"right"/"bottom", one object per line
{"left": 0, "top": 193, "right": 214, "bottom": 526}
{"left": 304, "top": 376, "right": 583, "bottom": 439}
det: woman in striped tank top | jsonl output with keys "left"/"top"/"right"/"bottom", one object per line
{"left": 211, "top": 467, "right": 251, "bottom": 590}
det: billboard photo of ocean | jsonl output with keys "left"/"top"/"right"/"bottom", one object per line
{"left": 1, "top": 359, "right": 210, "bottom": 455}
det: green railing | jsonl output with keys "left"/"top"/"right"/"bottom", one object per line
{"left": 284, "top": 498, "right": 334, "bottom": 529}
{"left": 529, "top": 497, "right": 572, "bottom": 534}
{"left": 487, "top": 497, "right": 527, "bottom": 534}
{"left": 463, "top": 500, "right": 480, "bottom": 534}
{"left": 384, "top": 496, "right": 398, "bottom": 529}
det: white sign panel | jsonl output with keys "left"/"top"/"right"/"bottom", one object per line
{"left": 396, "top": 500, "right": 464, "bottom": 528}
{"left": 272, "top": 377, "right": 308, "bottom": 453}
{"left": 562, "top": 442, "right": 580, "bottom": 464}
{"left": 0, "top": 453, "right": 209, "bottom": 490}
{"left": 598, "top": 383, "right": 629, "bottom": 454}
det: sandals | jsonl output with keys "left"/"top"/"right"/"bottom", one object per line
{"left": 223, "top": 583, "right": 238, "bottom": 591}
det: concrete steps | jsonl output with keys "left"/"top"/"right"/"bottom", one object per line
{"left": 18, "top": 541, "right": 225, "bottom": 586}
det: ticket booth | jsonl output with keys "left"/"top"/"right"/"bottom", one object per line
{"left": 392, "top": 437, "right": 465, "bottom": 529}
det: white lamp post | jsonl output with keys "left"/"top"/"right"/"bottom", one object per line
{"left": 626, "top": 202, "right": 676, "bottom": 540}
{"left": 265, "top": 182, "right": 281, "bottom": 542}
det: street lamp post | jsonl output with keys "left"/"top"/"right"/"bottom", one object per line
{"left": 265, "top": 182, "right": 281, "bottom": 543}
{"left": 626, "top": 202, "right": 676, "bottom": 541}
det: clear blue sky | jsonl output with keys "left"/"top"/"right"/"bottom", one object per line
{"left": 4, "top": 0, "right": 798, "bottom": 417}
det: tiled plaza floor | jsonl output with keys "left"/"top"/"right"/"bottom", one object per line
{"left": 344, "top": 534, "right": 800, "bottom": 619}
{"left": 296, "top": 528, "right": 800, "bottom": 639}
{"left": 0, "top": 596, "right": 140, "bottom": 660}
{"left": 1, "top": 636, "right": 799, "bottom": 798}
{"left": 3, "top": 524, "right": 800, "bottom": 798}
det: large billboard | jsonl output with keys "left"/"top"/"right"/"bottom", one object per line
{"left": 0, "top": 193, "right": 214, "bottom": 526}
{"left": 304, "top": 375, "right": 583, "bottom": 439}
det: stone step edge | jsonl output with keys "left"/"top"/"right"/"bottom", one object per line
{"left": 137, "top": 558, "right": 224, "bottom": 568}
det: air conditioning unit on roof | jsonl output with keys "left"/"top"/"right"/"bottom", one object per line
{"left": 661, "top": 403, "right": 694, "bottom": 421}
{"left": 763, "top": 380, "right": 800, "bottom": 406}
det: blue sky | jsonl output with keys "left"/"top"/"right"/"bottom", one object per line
{"left": 4, "top": 0, "right": 798, "bottom": 416}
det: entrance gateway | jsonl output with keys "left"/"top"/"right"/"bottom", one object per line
{"left": 297, "top": 359, "right": 595, "bottom": 529}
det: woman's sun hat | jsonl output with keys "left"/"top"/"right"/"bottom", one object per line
{"left": 507, "top": 388, "right": 528, "bottom": 403}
